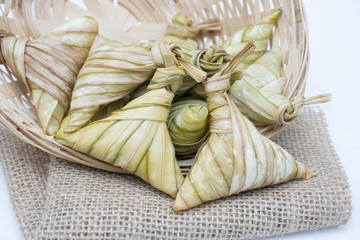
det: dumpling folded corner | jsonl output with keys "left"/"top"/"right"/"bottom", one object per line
{"left": 64, "top": 40, "right": 158, "bottom": 133}
{"left": 0, "top": 16, "right": 99, "bottom": 136}
{"left": 56, "top": 97, "right": 130, "bottom": 148}
{"left": 221, "top": 8, "right": 282, "bottom": 71}
{"left": 173, "top": 42, "right": 315, "bottom": 211}
{"left": 229, "top": 45, "right": 331, "bottom": 127}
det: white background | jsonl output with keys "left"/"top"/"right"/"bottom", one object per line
{"left": 0, "top": 0, "right": 359, "bottom": 239}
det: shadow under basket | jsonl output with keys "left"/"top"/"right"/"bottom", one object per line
{"left": 0, "top": 0, "right": 309, "bottom": 174}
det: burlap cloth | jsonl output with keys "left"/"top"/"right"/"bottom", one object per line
{"left": 0, "top": 107, "right": 352, "bottom": 239}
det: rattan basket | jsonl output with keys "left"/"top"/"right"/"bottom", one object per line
{"left": 0, "top": 0, "right": 309, "bottom": 174}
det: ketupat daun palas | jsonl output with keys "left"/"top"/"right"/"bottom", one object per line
{"left": 221, "top": 9, "right": 282, "bottom": 71}
{"left": 67, "top": 42, "right": 206, "bottom": 198}
{"left": 64, "top": 40, "right": 158, "bottom": 133}
{"left": 0, "top": 17, "right": 98, "bottom": 136}
{"left": 168, "top": 99, "right": 209, "bottom": 155}
{"left": 173, "top": 42, "right": 315, "bottom": 211}
{"left": 191, "top": 9, "right": 282, "bottom": 100}
{"left": 192, "top": 9, "right": 283, "bottom": 100}
{"left": 229, "top": 45, "right": 331, "bottom": 127}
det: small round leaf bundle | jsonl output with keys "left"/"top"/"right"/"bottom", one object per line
{"left": 168, "top": 99, "right": 209, "bottom": 155}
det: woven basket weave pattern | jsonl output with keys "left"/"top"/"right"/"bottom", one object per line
{"left": 0, "top": 0, "right": 309, "bottom": 174}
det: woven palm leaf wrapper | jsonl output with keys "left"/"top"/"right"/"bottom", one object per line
{"left": 59, "top": 42, "right": 206, "bottom": 197}
{"left": 0, "top": 17, "right": 98, "bottom": 136}
{"left": 168, "top": 99, "right": 209, "bottom": 155}
{"left": 64, "top": 40, "right": 157, "bottom": 133}
{"left": 90, "top": 96, "right": 131, "bottom": 122}
{"left": 56, "top": 97, "right": 130, "bottom": 148}
{"left": 229, "top": 46, "right": 331, "bottom": 126}
{"left": 221, "top": 9, "right": 282, "bottom": 71}
{"left": 173, "top": 42, "right": 314, "bottom": 211}
{"left": 193, "top": 9, "right": 281, "bottom": 98}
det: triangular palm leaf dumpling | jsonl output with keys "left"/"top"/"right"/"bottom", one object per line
{"left": 221, "top": 9, "right": 281, "bottom": 71}
{"left": 72, "top": 66, "right": 185, "bottom": 198}
{"left": 230, "top": 45, "right": 286, "bottom": 125}
{"left": 229, "top": 46, "right": 331, "bottom": 126}
{"left": 0, "top": 17, "right": 98, "bottom": 136}
{"left": 68, "top": 43, "right": 206, "bottom": 197}
{"left": 173, "top": 43, "right": 314, "bottom": 211}
{"left": 65, "top": 40, "right": 157, "bottom": 133}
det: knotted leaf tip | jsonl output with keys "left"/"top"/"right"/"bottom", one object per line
{"left": 191, "top": 45, "right": 233, "bottom": 77}
{"left": 204, "top": 41, "right": 256, "bottom": 96}
{"left": 167, "top": 13, "right": 221, "bottom": 39}
{"left": 148, "top": 66, "right": 186, "bottom": 93}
